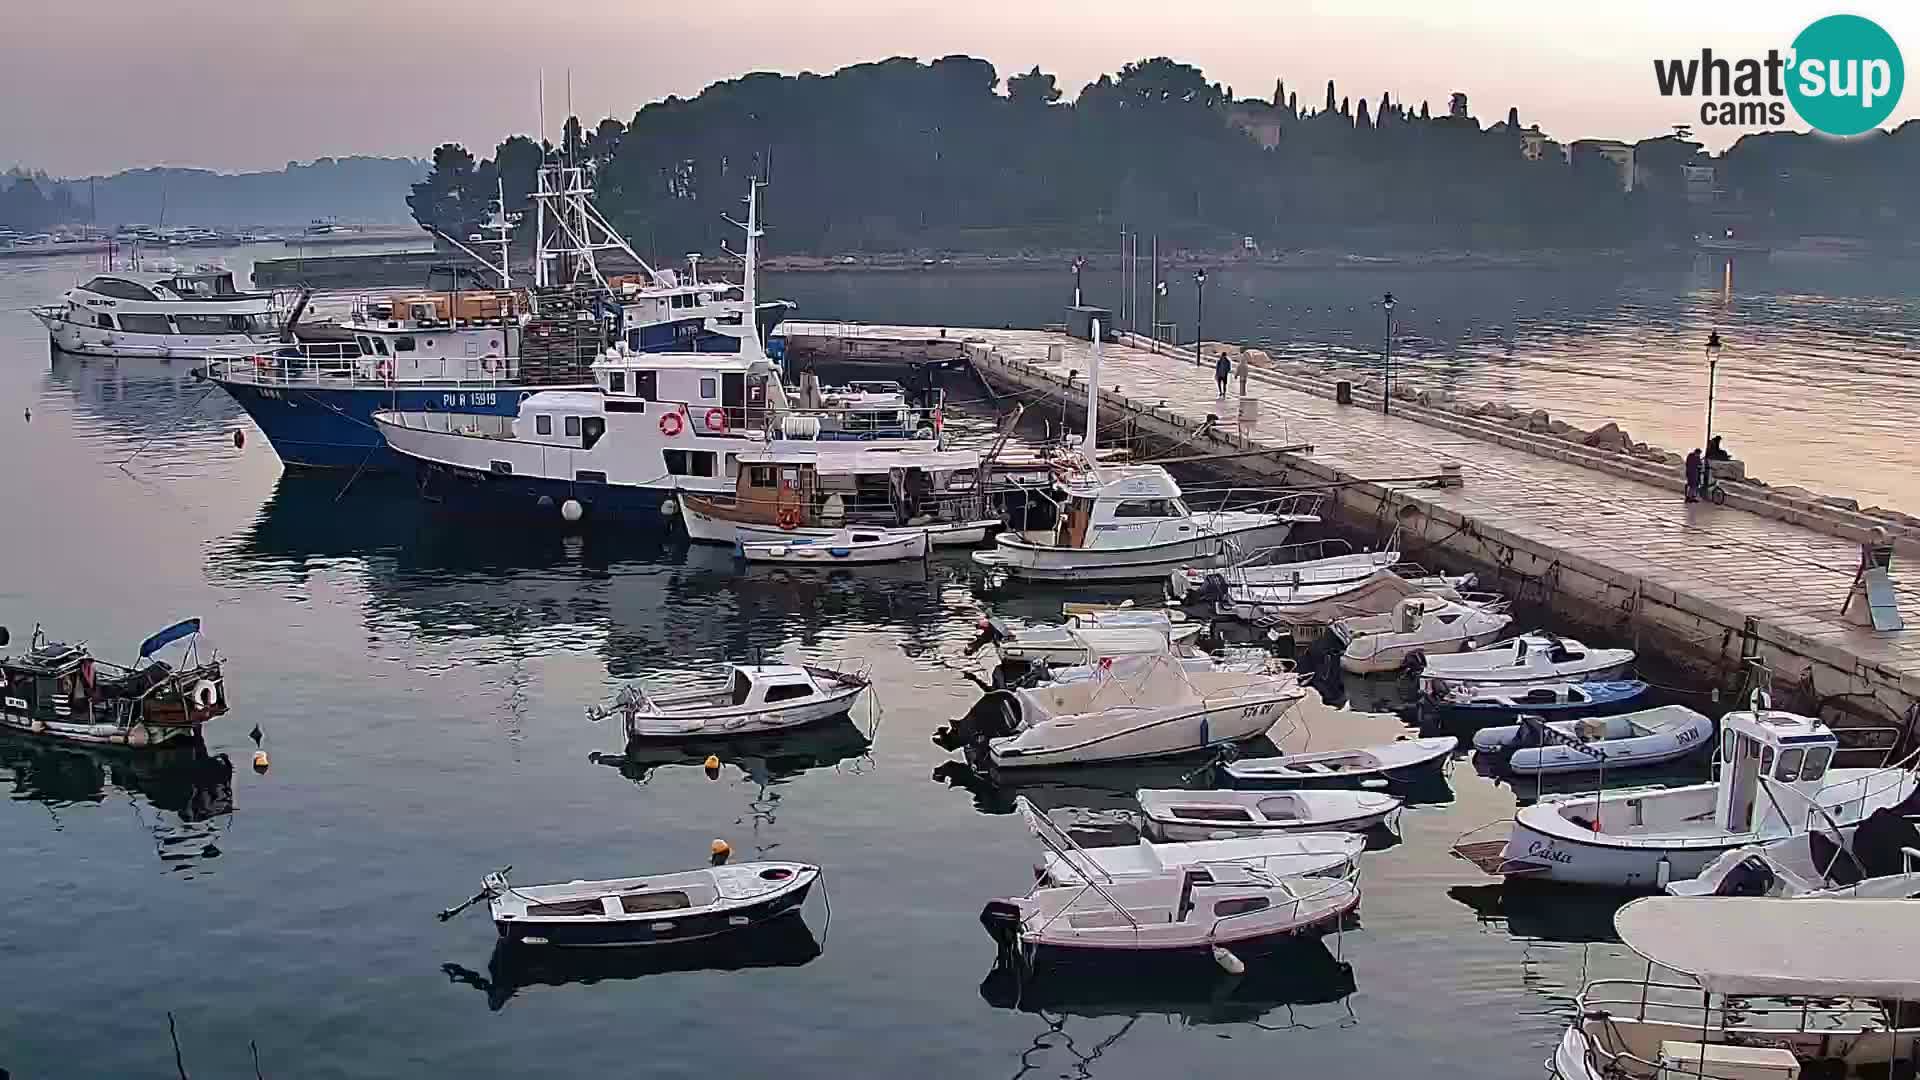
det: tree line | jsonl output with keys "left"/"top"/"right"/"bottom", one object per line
{"left": 406, "top": 55, "right": 1920, "bottom": 258}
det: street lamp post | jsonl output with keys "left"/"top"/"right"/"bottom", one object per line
{"left": 1703, "top": 330, "right": 1723, "bottom": 488}
{"left": 1381, "top": 292, "right": 1397, "bottom": 414}
{"left": 1072, "top": 255, "right": 1086, "bottom": 308}
{"left": 1194, "top": 268, "right": 1207, "bottom": 367}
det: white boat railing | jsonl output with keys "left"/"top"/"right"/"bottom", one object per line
{"left": 374, "top": 411, "right": 515, "bottom": 438}
{"left": 199, "top": 349, "right": 516, "bottom": 389}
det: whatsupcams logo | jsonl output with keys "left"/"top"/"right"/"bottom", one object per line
{"left": 1653, "top": 14, "right": 1904, "bottom": 135}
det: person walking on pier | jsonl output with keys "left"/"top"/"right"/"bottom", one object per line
{"left": 1214, "top": 349, "right": 1231, "bottom": 398}
{"left": 1684, "top": 447, "right": 1703, "bottom": 503}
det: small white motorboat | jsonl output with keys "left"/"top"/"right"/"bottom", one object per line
{"left": 934, "top": 656, "right": 1304, "bottom": 769}
{"left": 1137, "top": 788, "right": 1403, "bottom": 841}
{"left": 1451, "top": 693, "right": 1920, "bottom": 889}
{"left": 1038, "top": 646, "right": 1279, "bottom": 686}
{"left": 1428, "top": 680, "right": 1650, "bottom": 720}
{"left": 1414, "top": 633, "right": 1633, "bottom": 691}
{"left": 1667, "top": 833, "right": 1920, "bottom": 899}
{"left": 1213, "top": 568, "right": 1475, "bottom": 627}
{"left": 1470, "top": 705, "right": 1715, "bottom": 775}
{"left": 982, "top": 611, "right": 1201, "bottom": 667}
{"left": 590, "top": 663, "right": 868, "bottom": 738}
{"left": 738, "top": 527, "right": 928, "bottom": 565}
{"left": 1224, "top": 736, "right": 1458, "bottom": 788}
{"left": 441, "top": 861, "right": 819, "bottom": 948}
{"left": 1021, "top": 798, "right": 1364, "bottom": 885}
{"left": 1167, "top": 543, "right": 1401, "bottom": 603}
{"left": 1334, "top": 595, "right": 1512, "bottom": 674}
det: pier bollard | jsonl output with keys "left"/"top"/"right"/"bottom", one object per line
{"left": 1047, "top": 344, "right": 1063, "bottom": 365}
{"left": 1335, "top": 380, "right": 1353, "bottom": 406}
{"left": 1437, "top": 463, "right": 1464, "bottom": 488}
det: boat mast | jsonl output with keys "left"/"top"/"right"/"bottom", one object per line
{"left": 1083, "top": 318, "right": 1102, "bottom": 471}
{"left": 723, "top": 180, "right": 765, "bottom": 354}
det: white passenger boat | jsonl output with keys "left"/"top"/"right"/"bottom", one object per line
{"left": 447, "top": 861, "right": 818, "bottom": 948}
{"left": 589, "top": 663, "right": 868, "bottom": 738}
{"left": 1451, "top": 693, "right": 1920, "bottom": 889}
{"left": 1415, "top": 633, "right": 1634, "bottom": 690}
{"left": 1137, "top": 788, "right": 1403, "bottom": 841}
{"left": 934, "top": 656, "right": 1304, "bottom": 769}
{"left": 1471, "top": 705, "right": 1715, "bottom": 775}
{"left": 1334, "top": 596, "right": 1512, "bottom": 674}
{"left": 1551, "top": 897, "right": 1920, "bottom": 1080}
{"left": 33, "top": 266, "right": 283, "bottom": 358}
{"left": 1224, "top": 736, "right": 1459, "bottom": 788}
{"left": 1023, "top": 799, "right": 1364, "bottom": 885}
{"left": 1212, "top": 568, "right": 1475, "bottom": 627}
{"left": 738, "top": 527, "right": 928, "bottom": 565}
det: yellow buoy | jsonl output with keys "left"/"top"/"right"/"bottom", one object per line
{"left": 703, "top": 754, "right": 721, "bottom": 778}
{"left": 710, "top": 838, "right": 732, "bottom": 865}
{"left": 252, "top": 749, "right": 270, "bottom": 772}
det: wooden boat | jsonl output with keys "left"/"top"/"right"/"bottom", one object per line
{"left": 738, "top": 526, "right": 928, "bottom": 565}
{"left": 1023, "top": 796, "right": 1364, "bottom": 885}
{"left": 1333, "top": 596, "right": 1512, "bottom": 674}
{"left": 982, "top": 611, "right": 1201, "bottom": 667}
{"left": 1223, "top": 736, "right": 1458, "bottom": 788}
{"left": 1429, "top": 680, "right": 1649, "bottom": 719}
{"left": 0, "top": 620, "right": 228, "bottom": 748}
{"left": 452, "top": 862, "right": 818, "bottom": 948}
{"left": 1137, "top": 788, "right": 1403, "bottom": 841}
{"left": 589, "top": 663, "right": 868, "bottom": 738}
{"left": 1414, "top": 633, "right": 1634, "bottom": 692}
{"left": 1450, "top": 693, "right": 1920, "bottom": 889}
{"left": 1212, "top": 568, "right": 1475, "bottom": 627}
{"left": 1470, "top": 705, "right": 1714, "bottom": 775}
{"left": 1553, "top": 898, "right": 1920, "bottom": 1080}
{"left": 677, "top": 443, "right": 999, "bottom": 547}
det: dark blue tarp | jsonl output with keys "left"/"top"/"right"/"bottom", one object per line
{"left": 139, "top": 618, "right": 201, "bottom": 659}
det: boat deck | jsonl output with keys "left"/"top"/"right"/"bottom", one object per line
{"left": 785, "top": 322, "right": 1920, "bottom": 721}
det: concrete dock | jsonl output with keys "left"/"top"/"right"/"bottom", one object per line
{"left": 787, "top": 321, "right": 1920, "bottom": 730}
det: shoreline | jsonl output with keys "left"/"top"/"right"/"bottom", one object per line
{"left": 762, "top": 248, "right": 1680, "bottom": 274}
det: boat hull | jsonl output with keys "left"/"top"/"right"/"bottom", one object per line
{"left": 209, "top": 374, "right": 539, "bottom": 470}
{"left": 626, "top": 687, "right": 864, "bottom": 738}
{"left": 41, "top": 311, "right": 270, "bottom": 360}
{"left": 1223, "top": 738, "right": 1457, "bottom": 789}
{"left": 1142, "top": 808, "right": 1396, "bottom": 842}
{"left": 740, "top": 532, "right": 928, "bottom": 565}
{"left": 685, "top": 505, "right": 995, "bottom": 548}
{"left": 495, "top": 879, "right": 813, "bottom": 948}
{"left": 987, "top": 696, "right": 1292, "bottom": 769}
{"left": 973, "top": 522, "right": 1299, "bottom": 583}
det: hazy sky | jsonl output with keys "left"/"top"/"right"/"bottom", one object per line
{"left": 6, "top": 0, "right": 1916, "bottom": 176}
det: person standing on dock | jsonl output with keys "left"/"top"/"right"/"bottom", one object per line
{"left": 1214, "top": 350, "right": 1231, "bottom": 398}
{"left": 1684, "top": 448, "right": 1703, "bottom": 503}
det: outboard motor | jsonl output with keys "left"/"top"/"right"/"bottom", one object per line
{"left": 1712, "top": 855, "right": 1779, "bottom": 897}
{"left": 979, "top": 900, "right": 1024, "bottom": 953}
{"left": 933, "top": 690, "right": 1025, "bottom": 752}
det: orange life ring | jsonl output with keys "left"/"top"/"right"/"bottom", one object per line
{"left": 659, "top": 410, "right": 684, "bottom": 437}
{"left": 776, "top": 506, "right": 802, "bottom": 531}
{"left": 706, "top": 408, "right": 728, "bottom": 433}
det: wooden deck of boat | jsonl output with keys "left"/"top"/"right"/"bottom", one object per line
{"left": 785, "top": 322, "right": 1920, "bottom": 716}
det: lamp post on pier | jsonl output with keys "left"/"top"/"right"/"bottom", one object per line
{"left": 1381, "top": 292, "right": 1397, "bottom": 414}
{"left": 1194, "top": 268, "right": 1207, "bottom": 367}
{"left": 1071, "top": 255, "right": 1086, "bottom": 308}
{"left": 1703, "top": 330, "right": 1723, "bottom": 488}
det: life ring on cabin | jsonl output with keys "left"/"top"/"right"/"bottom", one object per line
{"left": 376, "top": 358, "right": 395, "bottom": 383}
{"left": 480, "top": 354, "right": 501, "bottom": 375}
{"left": 913, "top": 425, "right": 936, "bottom": 440}
{"left": 776, "top": 506, "right": 803, "bottom": 531}
{"left": 190, "top": 680, "right": 219, "bottom": 709}
{"left": 659, "top": 410, "right": 685, "bottom": 437}
{"left": 706, "top": 408, "right": 728, "bottom": 433}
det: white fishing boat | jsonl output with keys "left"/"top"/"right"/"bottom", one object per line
{"left": 982, "top": 802, "right": 1361, "bottom": 969}
{"left": 1334, "top": 595, "right": 1513, "bottom": 674}
{"left": 443, "top": 861, "right": 818, "bottom": 948}
{"left": 1166, "top": 539, "right": 1401, "bottom": 603}
{"left": 1551, "top": 897, "right": 1920, "bottom": 1080}
{"left": 1038, "top": 646, "right": 1280, "bottom": 686}
{"left": 1224, "top": 736, "right": 1459, "bottom": 788}
{"left": 738, "top": 527, "right": 928, "bottom": 565}
{"left": 32, "top": 266, "right": 284, "bottom": 358}
{"left": 1451, "top": 693, "right": 1920, "bottom": 889}
{"left": 1471, "top": 705, "right": 1715, "bottom": 775}
{"left": 1212, "top": 568, "right": 1475, "bottom": 627}
{"left": 1024, "top": 799, "right": 1364, "bottom": 885}
{"left": 1415, "top": 633, "right": 1634, "bottom": 690}
{"left": 1137, "top": 788, "right": 1403, "bottom": 841}
{"left": 981, "top": 610, "right": 1201, "bottom": 666}
{"left": 934, "top": 655, "right": 1304, "bottom": 769}
{"left": 589, "top": 663, "right": 868, "bottom": 738}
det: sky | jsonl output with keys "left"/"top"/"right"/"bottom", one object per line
{"left": 5, "top": 0, "right": 1918, "bottom": 177}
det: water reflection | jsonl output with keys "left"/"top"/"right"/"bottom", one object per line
{"left": 0, "top": 732, "right": 234, "bottom": 874}
{"left": 589, "top": 716, "right": 876, "bottom": 786}
{"left": 1445, "top": 883, "right": 1625, "bottom": 945}
{"left": 441, "top": 916, "right": 823, "bottom": 1012}
{"left": 44, "top": 350, "right": 242, "bottom": 443}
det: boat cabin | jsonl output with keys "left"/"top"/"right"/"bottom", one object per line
{"left": 1038, "top": 464, "right": 1196, "bottom": 550}
{"left": 697, "top": 446, "right": 981, "bottom": 528}
{"left": 2, "top": 639, "right": 92, "bottom": 723}
{"left": 591, "top": 351, "right": 783, "bottom": 435}
{"left": 1714, "top": 700, "right": 1838, "bottom": 836}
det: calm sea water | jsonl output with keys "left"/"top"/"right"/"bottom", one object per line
{"left": 0, "top": 247, "right": 1888, "bottom": 1078}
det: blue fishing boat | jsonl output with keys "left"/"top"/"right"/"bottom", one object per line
{"left": 1428, "top": 679, "right": 1649, "bottom": 720}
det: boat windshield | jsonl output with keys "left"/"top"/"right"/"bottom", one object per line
{"left": 730, "top": 669, "right": 753, "bottom": 706}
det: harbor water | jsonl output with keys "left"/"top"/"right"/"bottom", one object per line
{"left": 0, "top": 250, "right": 1903, "bottom": 1077}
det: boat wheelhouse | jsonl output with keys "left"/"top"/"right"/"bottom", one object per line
{"left": 32, "top": 268, "right": 282, "bottom": 358}
{"left": 0, "top": 621, "right": 229, "bottom": 748}
{"left": 678, "top": 442, "right": 993, "bottom": 545}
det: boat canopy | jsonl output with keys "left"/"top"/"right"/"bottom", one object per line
{"left": 139, "top": 618, "right": 201, "bottom": 659}
{"left": 1615, "top": 897, "right": 1920, "bottom": 1000}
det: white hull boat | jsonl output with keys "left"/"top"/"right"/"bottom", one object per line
{"left": 935, "top": 656, "right": 1304, "bottom": 769}
{"left": 455, "top": 861, "right": 818, "bottom": 948}
{"left": 974, "top": 516, "right": 1304, "bottom": 583}
{"left": 984, "top": 611, "right": 1200, "bottom": 667}
{"left": 1167, "top": 546, "right": 1400, "bottom": 603}
{"left": 591, "top": 663, "right": 868, "bottom": 738}
{"left": 1414, "top": 633, "right": 1633, "bottom": 692}
{"left": 1471, "top": 705, "right": 1714, "bottom": 775}
{"left": 738, "top": 527, "right": 928, "bottom": 565}
{"left": 693, "top": 512, "right": 999, "bottom": 548}
{"left": 1037, "top": 832, "right": 1364, "bottom": 886}
{"left": 1225, "top": 736, "right": 1458, "bottom": 788}
{"left": 1453, "top": 695, "right": 1920, "bottom": 889}
{"left": 1334, "top": 596, "right": 1512, "bottom": 674}
{"left": 1667, "top": 832, "right": 1920, "bottom": 899}
{"left": 1039, "top": 647, "right": 1278, "bottom": 686}
{"left": 1213, "top": 569, "right": 1474, "bottom": 626}
{"left": 1137, "top": 788, "right": 1403, "bottom": 841}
